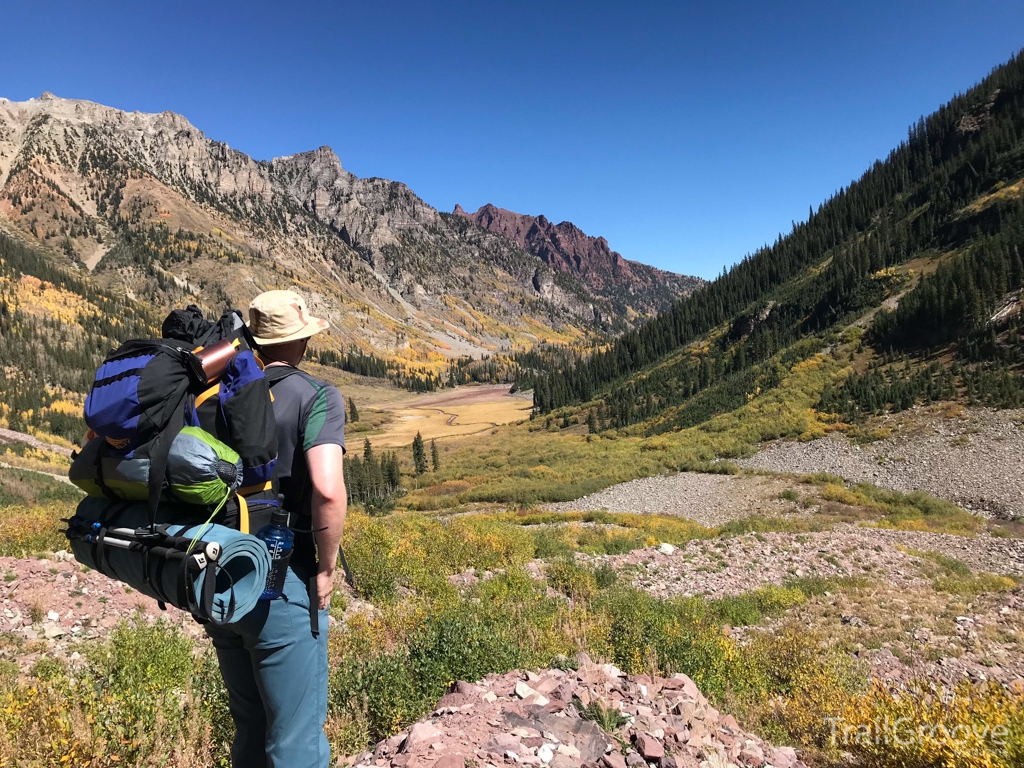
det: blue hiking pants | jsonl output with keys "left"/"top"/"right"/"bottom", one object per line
{"left": 205, "top": 566, "right": 331, "bottom": 768}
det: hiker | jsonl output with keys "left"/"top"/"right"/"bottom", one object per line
{"left": 205, "top": 290, "right": 347, "bottom": 768}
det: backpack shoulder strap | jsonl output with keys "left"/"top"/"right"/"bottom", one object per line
{"left": 263, "top": 364, "right": 307, "bottom": 387}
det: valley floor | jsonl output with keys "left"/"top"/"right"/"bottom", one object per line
{"left": 367, "top": 384, "right": 532, "bottom": 447}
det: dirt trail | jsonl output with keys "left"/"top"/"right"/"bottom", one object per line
{"left": 0, "top": 427, "right": 73, "bottom": 457}
{"left": 0, "top": 462, "right": 75, "bottom": 486}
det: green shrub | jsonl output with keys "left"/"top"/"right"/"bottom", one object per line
{"left": 548, "top": 558, "right": 599, "bottom": 601}
{"left": 593, "top": 563, "right": 618, "bottom": 589}
{"left": 934, "top": 572, "right": 1017, "bottom": 597}
{"left": 345, "top": 518, "right": 400, "bottom": 602}
{"left": 29, "top": 657, "right": 64, "bottom": 681}
{"left": 597, "top": 588, "right": 742, "bottom": 697}
{"left": 0, "top": 501, "right": 73, "bottom": 556}
{"left": 0, "top": 616, "right": 229, "bottom": 766}
{"left": 0, "top": 659, "right": 18, "bottom": 684}
{"left": 707, "top": 584, "right": 806, "bottom": 627}
{"left": 89, "top": 611, "right": 194, "bottom": 694}
{"left": 577, "top": 698, "right": 628, "bottom": 731}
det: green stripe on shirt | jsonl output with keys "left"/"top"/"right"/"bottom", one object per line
{"left": 303, "top": 384, "right": 328, "bottom": 451}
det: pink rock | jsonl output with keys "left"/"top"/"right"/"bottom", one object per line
{"left": 771, "top": 747, "right": 797, "bottom": 768}
{"left": 483, "top": 734, "right": 522, "bottom": 756}
{"left": 403, "top": 723, "right": 444, "bottom": 753}
{"left": 667, "top": 674, "right": 701, "bottom": 702}
{"left": 552, "top": 683, "right": 575, "bottom": 702}
{"left": 633, "top": 734, "right": 664, "bottom": 761}
{"left": 739, "top": 742, "right": 763, "bottom": 767}
{"left": 672, "top": 700, "right": 695, "bottom": 722}
{"left": 457, "top": 681, "right": 483, "bottom": 696}
{"left": 533, "top": 677, "right": 559, "bottom": 694}
{"left": 435, "top": 693, "right": 470, "bottom": 712}
{"left": 433, "top": 757, "right": 465, "bottom": 768}
{"left": 601, "top": 755, "right": 627, "bottom": 768}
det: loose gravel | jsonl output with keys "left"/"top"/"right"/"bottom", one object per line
{"left": 586, "top": 525, "right": 1024, "bottom": 602}
{"left": 737, "top": 407, "right": 1024, "bottom": 519}
{"left": 543, "top": 472, "right": 796, "bottom": 527}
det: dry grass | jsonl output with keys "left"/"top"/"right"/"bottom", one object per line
{"left": 368, "top": 388, "right": 531, "bottom": 447}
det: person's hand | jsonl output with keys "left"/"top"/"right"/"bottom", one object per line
{"left": 316, "top": 569, "right": 334, "bottom": 610}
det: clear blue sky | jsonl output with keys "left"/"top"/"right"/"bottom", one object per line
{"left": 3, "top": 1, "right": 1022, "bottom": 279}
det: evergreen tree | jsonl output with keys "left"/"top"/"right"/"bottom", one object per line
{"left": 431, "top": 439, "right": 440, "bottom": 472}
{"left": 586, "top": 409, "right": 598, "bottom": 434}
{"left": 348, "top": 397, "right": 360, "bottom": 423}
{"left": 412, "top": 431, "right": 428, "bottom": 475}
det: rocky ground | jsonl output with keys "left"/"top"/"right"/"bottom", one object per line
{"left": 737, "top": 406, "right": 1024, "bottom": 519}
{"left": 543, "top": 474, "right": 797, "bottom": 528}
{"left": 0, "top": 551, "right": 357, "bottom": 669}
{"left": 586, "top": 526, "right": 1024, "bottom": 601}
{"left": 0, "top": 552, "right": 205, "bottom": 656}
{"left": 572, "top": 526, "right": 1024, "bottom": 692}
{"left": 359, "top": 659, "right": 802, "bottom": 768}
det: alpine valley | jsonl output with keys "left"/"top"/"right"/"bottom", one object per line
{"left": 0, "top": 92, "right": 700, "bottom": 380}
{"left": 3, "top": 50, "right": 1024, "bottom": 768}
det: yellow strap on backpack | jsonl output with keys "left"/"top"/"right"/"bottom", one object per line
{"left": 237, "top": 494, "right": 249, "bottom": 535}
{"left": 195, "top": 382, "right": 220, "bottom": 409}
{"left": 238, "top": 481, "right": 273, "bottom": 496}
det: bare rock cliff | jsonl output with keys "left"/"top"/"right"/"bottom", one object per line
{"left": 455, "top": 203, "right": 703, "bottom": 316}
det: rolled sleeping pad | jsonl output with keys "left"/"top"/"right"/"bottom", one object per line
{"left": 68, "top": 497, "right": 271, "bottom": 624}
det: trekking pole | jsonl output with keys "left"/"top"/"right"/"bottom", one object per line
{"left": 102, "top": 527, "right": 222, "bottom": 561}
{"left": 85, "top": 533, "right": 220, "bottom": 567}
{"left": 338, "top": 545, "right": 354, "bottom": 587}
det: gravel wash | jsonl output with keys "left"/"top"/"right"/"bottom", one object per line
{"left": 737, "top": 406, "right": 1024, "bottom": 519}
{"left": 543, "top": 473, "right": 796, "bottom": 527}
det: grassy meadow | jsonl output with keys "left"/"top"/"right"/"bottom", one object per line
{"left": 397, "top": 347, "right": 851, "bottom": 509}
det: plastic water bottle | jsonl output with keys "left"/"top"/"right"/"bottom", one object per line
{"left": 255, "top": 509, "right": 293, "bottom": 600}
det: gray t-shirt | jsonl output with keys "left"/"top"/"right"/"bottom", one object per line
{"left": 266, "top": 365, "right": 346, "bottom": 568}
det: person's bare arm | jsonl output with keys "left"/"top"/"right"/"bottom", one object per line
{"left": 307, "top": 442, "right": 347, "bottom": 609}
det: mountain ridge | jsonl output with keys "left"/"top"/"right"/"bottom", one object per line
{"left": 454, "top": 202, "right": 702, "bottom": 316}
{"left": 0, "top": 93, "right": 700, "bottom": 379}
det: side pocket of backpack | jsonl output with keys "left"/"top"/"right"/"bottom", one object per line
{"left": 219, "top": 350, "right": 279, "bottom": 492}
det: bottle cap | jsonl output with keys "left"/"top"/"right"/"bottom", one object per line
{"left": 271, "top": 508, "right": 290, "bottom": 527}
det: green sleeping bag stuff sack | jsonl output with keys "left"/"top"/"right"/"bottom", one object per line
{"left": 70, "top": 426, "right": 244, "bottom": 508}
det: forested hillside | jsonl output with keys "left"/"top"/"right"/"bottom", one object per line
{"left": 527, "top": 52, "right": 1024, "bottom": 428}
{"left": 0, "top": 231, "right": 157, "bottom": 442}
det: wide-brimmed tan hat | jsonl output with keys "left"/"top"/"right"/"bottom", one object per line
{"left": 247, "top": 290, "right": 329, "bottom": 346}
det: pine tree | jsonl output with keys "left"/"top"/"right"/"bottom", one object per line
{"left": 348, "top": 397, "right": 360, "bottom": 423}
{"left": 412, "top": 431, "right": 427, "bottom": 475}
{"left": 431, "top": 439, "right": 440, "bottom": 472}
{"left": 586, "top": 409, "right": 598, "bottom": 434}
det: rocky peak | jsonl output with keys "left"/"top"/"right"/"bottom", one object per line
{"left": 455, "top": 204, "right": 702, "bottom": 316}
{"left": 0, "top": 93, "right": 689, "bottom": 360}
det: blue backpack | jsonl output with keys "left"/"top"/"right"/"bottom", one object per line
{"left": 69, "top": 309, "right": 279, "bottom": 533}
